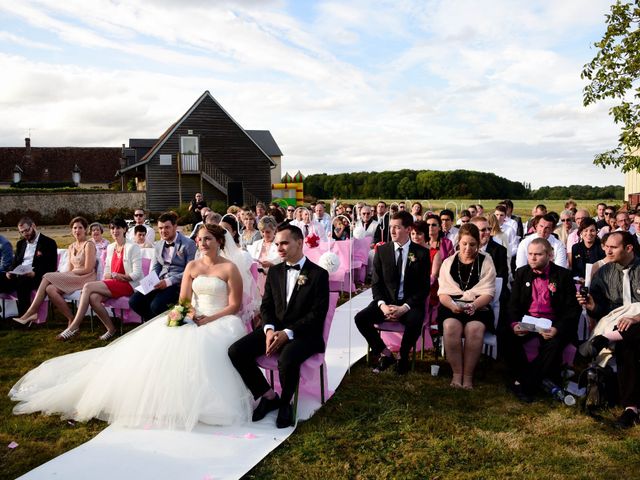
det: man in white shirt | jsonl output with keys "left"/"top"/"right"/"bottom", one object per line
{"left": 314, "top": 203, "right": 331, "bottom": 234}
{"left": 515, "top": 214, "right": 568, "bottom": 269}
{"left": 352, "top": 205, "right": 379, "bottom": 240}
{"left": 439, "top": 209, "right": 459, "bottom": 245}
{"left": 494, "top": 205, "right": 519, "bottom": 258}
{"left": 126, "top": 208, "right": 155, "bottom": 245}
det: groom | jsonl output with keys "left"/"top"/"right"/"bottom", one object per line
{"left": 229, "top": 223, "right": 329, "bottom": 428}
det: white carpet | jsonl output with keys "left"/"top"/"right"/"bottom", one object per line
{"left": 18, "top": 290, "right": 373, "bottom": 480}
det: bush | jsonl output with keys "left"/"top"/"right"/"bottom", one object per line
{"left": 0, "top": 209, "right": 43, "bottom": 227}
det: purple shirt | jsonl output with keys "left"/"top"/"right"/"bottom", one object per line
{"left": 528, "top": 263, "right": 556, "bottom": 320}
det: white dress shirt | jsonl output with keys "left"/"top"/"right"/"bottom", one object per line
{"left": 21, "top": 232, "right": 40, "bottom": 267}
{"left": 515, "top": 233, "right": 568, "bottom": 269}
{"left": 263, "top": 257, "right": 307, "bottom": 340}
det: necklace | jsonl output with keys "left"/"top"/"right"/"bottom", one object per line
{"left": 457, "top": 255, "right": 478, "bottom": 291}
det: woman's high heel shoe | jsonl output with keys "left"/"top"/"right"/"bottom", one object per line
{"left": 13, "top": 313, "right": 38, "bottom": 325}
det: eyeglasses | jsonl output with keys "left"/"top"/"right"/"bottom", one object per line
{"left": 134, "top": 213, "right": 144, "bottom": 217}
{"left": 287, "top": 209, "right": 295, "bottom": 212}
{"left": 479, "top": 227, "right": 491, "bottom": 232}
{"left": 604, "top": 212, "right": 613, "bottom": 216}
{"left": 346, "top": 210, "right": 352, "bottom": 214}
{"left": 361, "top": 212, "right": 371, "bottom": 216}
{"left": 426, "top": 223, "right": 439, "bottom": 227}
{"left": 460, "top": 219, "right": 470, "bottom": 223}
{"left": 399, "top": 205, "right": 405, "bottom": 209}
{"left": 18, "top": 226, "right": 32, "bottom": 235}
{"left": 560, "top": 218, "right": 573, "bottom": 223}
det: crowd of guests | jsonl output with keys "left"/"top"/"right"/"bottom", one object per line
{"left": 1, "top": 194, "right": 640, "bottom": 429}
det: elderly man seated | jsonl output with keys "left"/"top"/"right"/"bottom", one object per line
{"left": 579, "top": 231, "right": 640, "bottom": 428}
{"left": 506, "top": 238, "right": 581, "bottom": 402}
{"left": 516, "top": 213, "right": 568, "bottom": 269}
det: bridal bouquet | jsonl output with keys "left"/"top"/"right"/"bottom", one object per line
{"left": 166, "top": 299, "right": 195, "bottom": 327}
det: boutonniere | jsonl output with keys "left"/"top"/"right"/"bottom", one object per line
{"left": 408, "top": 252, "right": 416, "bottom": 263}
{"left": 548, "top": 282, "right": 557, "bottom": 294}
{"left": 35, "top": 250, "right": 42, "bottom": 257}
{"left": 297, "top": 274, "right": 308, "bottom": 286}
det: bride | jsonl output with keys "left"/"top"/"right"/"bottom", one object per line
{"left": 9, "top": 224, "right": 254, "bottom": 431}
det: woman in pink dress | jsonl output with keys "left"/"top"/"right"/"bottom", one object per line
{"left": 57, "top": 217, "right": 142, "bottom": 341}
{"left": 14, "top": 217, "right": 96, "bottom": 326}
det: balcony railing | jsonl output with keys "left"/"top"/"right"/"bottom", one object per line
{"left": 179, "top": 153, "right": 199, "bottom": 173}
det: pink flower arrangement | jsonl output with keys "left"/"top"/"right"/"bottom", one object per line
{"left": 548, "top": 282, "right": 557, "bottom": 294}
{"left": 304, "top": 233, "right": 320, "bottom": 248}
{"left": 166, "top": 299, "right": 195, "bottom": 327}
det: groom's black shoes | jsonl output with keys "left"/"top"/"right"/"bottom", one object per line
{"left": 276, "top": 403, "right": 294, "bottom": 428}
{"left": 252, "top": 394, "right": 280, "bottom": 422}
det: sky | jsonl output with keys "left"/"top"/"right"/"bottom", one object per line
{"left": 0, "top": 0, "right": 626, "bottom": 189}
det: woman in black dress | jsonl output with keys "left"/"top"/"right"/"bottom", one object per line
{"left": 438, "top": 223, "right": 496, "bottom": 389}
{"left": 570, "top": 217, "right": 604, "bottom": 281}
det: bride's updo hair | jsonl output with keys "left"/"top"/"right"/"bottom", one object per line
{"left": 202, "top": 224, "right": 227, "bottom": 249}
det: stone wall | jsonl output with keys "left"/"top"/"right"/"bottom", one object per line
{"left": 0, "top": 191, "right": 146, "bottom": 217}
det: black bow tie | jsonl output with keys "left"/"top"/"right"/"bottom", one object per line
{"left": 164, "top": 242, "right": 175, "bottom": 248}
{"left": 286, "top": 264, "right": 301, "bottom": 271}
{"left": 532, "top": 271, "right": 547, "bottom": 280}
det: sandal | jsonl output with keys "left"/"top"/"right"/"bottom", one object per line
{"left": 99, "top": 330, "right": 117, "bottom": 341}
{"left": 57, "top": 328, "right": 79, "bottom": 341}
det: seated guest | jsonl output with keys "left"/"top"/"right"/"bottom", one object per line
{"left": 439, "top": 209, "right": 459, "bottom": 245}
{"left": 501, "top": 199, "right": 524, "bottom": 239}
{"left": 525, "top": 204, "right": 547, "bottom": 233}
{"left": 471, "top": 216, "right": 509, "bottom": 289}
{"left": 297, "top": 208, "right": 327, "bottom": 240}
{"left": 598, "top": 207, "right": 617, "bottom": 238}
{"left": 438, "top": 223, "right": 496, "bottom": 389}
{"left": 332, "top": 216, "right": 350, "bottom": 240}
{"left": 615, "top": 211, "right": 634, "bottom": 234}
{"left": 516, "top": 214, "right": 568, "bottom": 269}
{"left": 410, "top": 202, "right": 423, "bottom": 222}
{"left": 0, "top": 217, "right": 57, "bottom": 316}
{"left": 241, "top": 210, "right": 262, "bottom": 248}
{"left": 255, "top": 202, "right": 267, "bottom": 221}
{"left": 468, "top": 205, "right": 478, "bottom": 218}
{"left": 283, "top": 205, "right": 296, "bottom": 225}
{"left": 313, "top": 202, "right": 331, "bottom": 234}
{"left": 411, "top": 220, "right": 442, "bottom": 306}
{"left": 424, "top": 213, "right": 454, "bottom": 260}
{"left": 14, "top": 217, "right": 96, "bottom": 325}
{"left": 206, "top": 211, "right": 222, "bottom": 226}
{"left": 554, "top": 209, "right": 576, "bottom": 245}
{"left": 566, "top": 209, "right": 590, "bottom": 252}
{"left": 487, "top": 212, "right": 510, "bottom": 249}
{"left": 355, "top": 211, "right": 430, "bottom": 374}
{"left": 0, "top": 234, "right": 14, "bottom": 275}
{"left": 353, "top": 205, "right": 379, "bottom": 240}
{"left": 373, "top": 201, "right": 391, "bottom": 244}
{"left": 570, "top": 218, "right": 605, "bottom": 280}
{"left": 578, "top": 231, "right": 640, "bottom": 428}
{"left": 126, "top": 208, "right": 155, "bottom": 245}
{"left": 457, "top": 209, "right": 471, "bottom": 226}
{"left": 128, "top": 211, "right": 196, "bottom": 321}
{"left": 133, "top": 224, "right": 154, "bottom": 248}
{"left": 493, "top": 205, "right": 518, "bottom": 258}
{"left": 89, "top": 222, "right": 109, "bottom": 260}
{"left": 506, "top": 238, "right": 581, "bottom": 402}
{"left": 220, "top": 214, "right": 242, "bottom": 246}
{"left": 475, "top": 204, "right": 484, "bottom": 216}
{"left": 595, "top": 203, "right": 608, "bottom": 229}
{"left": 248, "top": 216, "right": 281, "bottom": 296}
{"left": 57, "top": 218, "right": 142, "bottom": 341}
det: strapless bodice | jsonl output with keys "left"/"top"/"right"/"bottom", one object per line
{"left": 191, "top": 276, "right": 229, "bottom": 317}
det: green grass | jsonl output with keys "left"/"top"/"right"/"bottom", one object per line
{"left": 2, "top": 314, "right": 640, "bottom": 480}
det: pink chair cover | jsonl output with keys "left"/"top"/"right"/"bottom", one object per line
{"left": 104, "top": 257, "right": 152, "bottom": 325}
{"left": 377, "top": 299, "right": 434, "bottom": 353}
{"left": 257, "top": 292, "right": 339, "bottom": 401}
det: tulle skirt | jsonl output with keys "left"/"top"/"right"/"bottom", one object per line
{"left": 10, "top": 314, "right": 253, "bottom": 431}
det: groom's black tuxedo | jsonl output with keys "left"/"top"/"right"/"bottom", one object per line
{"left": 355, "top": 241, "right": 430, "bottom": 363}
{"left": 228, "top": 258, "right": 329, "bottom": 406}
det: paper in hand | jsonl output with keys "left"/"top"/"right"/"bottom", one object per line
{"left": 135, "top": 271, "right": 161, "bottom": 295}
{"left": 519, "top": 315, "right": 553, "bottom": 333}
{"left": 8, "top": 265, "right": 33, "bottom": 276}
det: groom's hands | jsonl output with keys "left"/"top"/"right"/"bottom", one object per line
{"left": 265, "top": 329, "right": 288, "bottom": 356}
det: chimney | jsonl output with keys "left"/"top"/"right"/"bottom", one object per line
{"left": 25, "top": 137, "right": 31, "bottom": 157}
{"left": 120, "top": 143, "right": 126, "bottom": 168}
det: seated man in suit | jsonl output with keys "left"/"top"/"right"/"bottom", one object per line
{"left": 0, "top": 217, "right": 57, "bottom": 316}
{"left": 228, "top": 224, "right": 330, "bottom": 428}
{"left": 355, "top": 210, "right": 430, "bottom": 374}
{"left": 129, "top": 211, "right": 196, "bottom": 320}
{"left": 505, "top": 238, "right": 581, "bottom": 402}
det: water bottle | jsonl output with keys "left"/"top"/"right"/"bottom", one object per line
{"left": 542, "top": 379, "right": 576, "bottom": 406}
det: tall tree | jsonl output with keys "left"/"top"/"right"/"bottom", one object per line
{"left": 582, "top": 0, "right": 640, "bottom": 172}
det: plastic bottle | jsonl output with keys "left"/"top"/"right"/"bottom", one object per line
{"left": 542, "top": 379, "right": 576, "bottom": 406}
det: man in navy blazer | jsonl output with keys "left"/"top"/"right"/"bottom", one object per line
{"left": 355, "top": 210, "right": 430, "bottom": 374}
{"left": 0, "top": 217, "right": 57, "bottom": 316}
{"left": 129, "top": 211, "right": 196, "bottom": 320}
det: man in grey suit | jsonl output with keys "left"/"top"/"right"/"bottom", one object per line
{"left": 129, "top": 211, "right": 196, "bottom": 320}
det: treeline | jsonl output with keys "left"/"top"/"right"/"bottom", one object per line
{"left": 304, "top": 169, "right": 623, "bottom": 200}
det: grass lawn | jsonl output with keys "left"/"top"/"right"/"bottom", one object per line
{"left": 1, "top": 315, "right": 639, "bottom": 480}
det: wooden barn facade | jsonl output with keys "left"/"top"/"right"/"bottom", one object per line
{"left": 118, "top": 91, "right": 278, "bottom": 211}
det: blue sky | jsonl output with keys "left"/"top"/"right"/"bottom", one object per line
{"left": 0, "top": 0, "right": 625, "bottom": 189}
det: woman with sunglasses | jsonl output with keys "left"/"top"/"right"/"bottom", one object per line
{"left": 554, "top": 209, "right": 576, "bottom": 245}
{"left": 15, "top": 217, "right": 97, "bottom": 326}
{"left": 421, "top": 215, "right": 454, "bottom": 305}
{"left": 56, "top": 217, "right": 142, "bottom": 341}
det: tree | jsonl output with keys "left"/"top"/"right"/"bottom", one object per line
{"left": 582, "top": 0, "right": 640, "bottom": 172}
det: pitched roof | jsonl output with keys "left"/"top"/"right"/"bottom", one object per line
{"left": 0, "top": 146, "right": 122, "bottom": 184}
{"left": 245, "top": 130, "right": 283, "bottom": 157}
{"left": 118, "top": 91, "right": 276, "bottom": 174}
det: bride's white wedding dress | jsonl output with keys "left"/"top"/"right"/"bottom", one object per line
{"left": 10, "top": 276, "right": 253, "bottom": 431}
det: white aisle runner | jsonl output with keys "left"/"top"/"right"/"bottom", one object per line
{"left": 19, "top": 290, "right": 373, "bottom": 480}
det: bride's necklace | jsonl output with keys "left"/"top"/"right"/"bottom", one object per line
{"left": 457, "top": 255, "right": 478, "bottom": 291}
